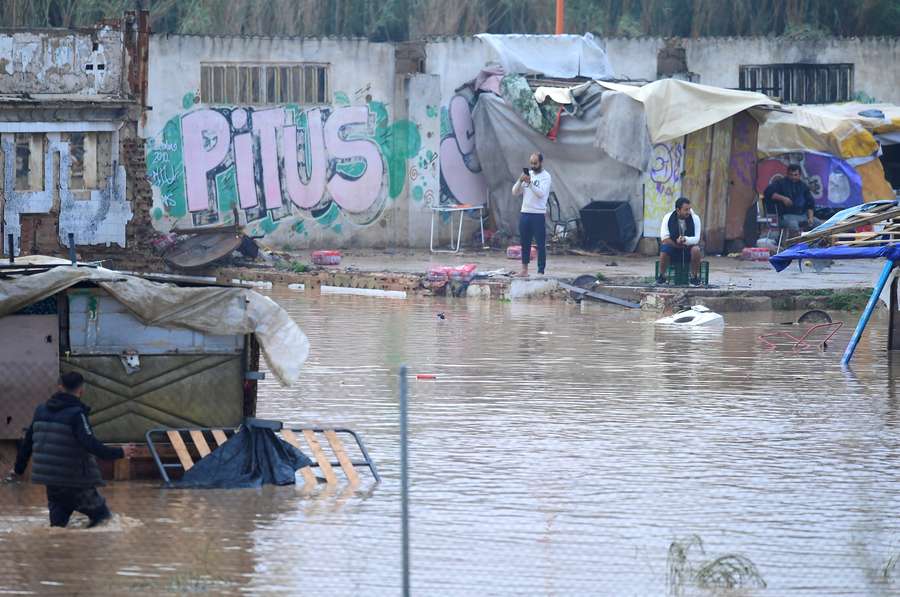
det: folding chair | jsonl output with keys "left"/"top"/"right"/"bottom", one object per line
{"left": 547, "top": 192, "right": 579, "bottom": 244}
{"left": 756, "top": 195, "right": 784, "bottom": 253}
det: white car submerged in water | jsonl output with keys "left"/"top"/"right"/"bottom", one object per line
{"left": 655, "top": 305, "right": 724, "bottom": 327}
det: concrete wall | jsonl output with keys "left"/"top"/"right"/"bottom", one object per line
{"left": 602, "top": 37, "right": 900, "bottom": 103}
{"left": 0, "top": 26, "right": 139, "bottom": 258}
{"left": 0, "top": 27, "right": 125, "bottom": 96}
{"left": 143, "top": 34, "right": 440, "bottom": 249}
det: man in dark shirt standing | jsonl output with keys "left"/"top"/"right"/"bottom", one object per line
{"left": 7, "top": 372, "right": 135, "bottom": 527}
{"left": 763, "top": 163, "right": 822, "bottom": 234}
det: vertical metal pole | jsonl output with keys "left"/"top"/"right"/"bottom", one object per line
{"left": 67, "top": 233, "right": 76, "bottom": 265}
{"left": 842, "top": 260, "right": 895, "bottom": 366}
{"left": 6, "top": 233, "right": 13, "bottom": 264}
{"left": 399, "top": 365, "right": 410, "bottom": 597}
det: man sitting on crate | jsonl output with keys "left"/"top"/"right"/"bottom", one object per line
{"left": 657, "top": 197, "right": 702, "bottom": 286}
{"left": 5, "top": 372, "right": 136, "bottom": 528}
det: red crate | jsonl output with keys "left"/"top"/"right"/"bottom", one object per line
{"left": 506, "top": 245, "right": 537, "bottom": 260}
{"left": 311, "top": 250, "right": 342, "bottom": 266}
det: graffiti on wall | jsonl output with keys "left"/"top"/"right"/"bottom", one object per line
{"left": 2, "top": 132, "right": 131, "bottom": 256}
{"left": 439, "top": 94, "right": 488, "bottom": 206}
{"left": 642, "top": 141, "right": 684, "bottom": 237}
{"left": 146, "top": 96, "right": 421, "bottom": 239}
{"left": 756, "top": 152, "right": 863, "bottom": 209}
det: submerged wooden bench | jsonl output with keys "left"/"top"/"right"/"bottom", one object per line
{"left": 145, "top": 424, "right": 379, "bottom": 488}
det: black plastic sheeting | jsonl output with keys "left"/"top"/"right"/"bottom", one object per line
{"left": 173, "top": 419, "right": 313, "bottom": 489}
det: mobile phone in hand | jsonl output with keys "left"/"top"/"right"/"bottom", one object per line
{"left": 522, "top": 168, "right": 530, "bottom": 176}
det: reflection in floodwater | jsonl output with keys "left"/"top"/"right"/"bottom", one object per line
{"left": 1, "top": 293, "right": 899, "bottom": 595}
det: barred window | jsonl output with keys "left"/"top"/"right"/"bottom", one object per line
{"left": 200, "top": 63, "right": 329, "bottom": 105}
{"left": 739, "top": 63, "right": 853, "bottom": 104}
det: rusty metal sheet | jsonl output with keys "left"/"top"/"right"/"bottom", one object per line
{"left": 0, "top": 314, "right": 59, "bottom": 440}
{"left": 165, "top": 231, "right": 242, "bottom": 270}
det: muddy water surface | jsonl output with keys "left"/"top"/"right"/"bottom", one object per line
{"left": 2, "top": 293, "right": 900, "bottom": 596}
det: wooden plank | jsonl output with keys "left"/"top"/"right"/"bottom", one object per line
{"left": 324, "top": 430, "right": 361, "bottom": 486}
{"left": 303, "top": 429, "right": 338, "bottom": 485}
{"left": 725, "top": 112, "right": 759, "bottom": 244}
{"left": 704, "top": 118, "right": 733, "bottom": 254}
{"left": 189, "top": 430, "right": 211, "bottom": 458}
{"left": 281, "top": 429, "right": 318, "bottom": 488}
{"left": 682, "top": 127, "right": 713, "bottom": 224}
{"left": 167, "top": 430, "right": 194, "bottom": 471}
{"left": 786, "top": 206, "right": 900, "bottom": 247}
{"left": 558, "top": 282, "right": 640, "bottom": 309}
{"left": 211, "top": 429, "right": 229, "bottom": 447}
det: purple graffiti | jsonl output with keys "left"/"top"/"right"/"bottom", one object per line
{"left": 439, "top": 95, "right": 487, "bottom": 205}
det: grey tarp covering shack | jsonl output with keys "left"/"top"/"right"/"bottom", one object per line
{"left": 473, "top": 84, "right": 646, "bottom": 251}
{"left": 0, "top": 265, "right": 309, "bottom": 385}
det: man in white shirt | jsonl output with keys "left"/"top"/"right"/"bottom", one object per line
{"left": 658, "top": 197, "right": 702, "bottom": 286}
{"left": 511, "top": 152, "right": 553, "bottom": 277}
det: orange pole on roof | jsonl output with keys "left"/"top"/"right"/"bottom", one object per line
{"left": 555, "top": 0, "right": 565, "bottom": 34}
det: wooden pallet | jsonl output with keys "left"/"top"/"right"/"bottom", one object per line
{"left": 785, "top": 203, "right": 900, "bottom": 248}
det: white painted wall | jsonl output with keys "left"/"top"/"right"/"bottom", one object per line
{"left": 144, "top": 35, "right": 396, "bottom": 138}
{"left": 601, "top": 37, "right": 900, "bottom": 103}
{"left": 0, "top": 27, "right": 125, "bottom": 95}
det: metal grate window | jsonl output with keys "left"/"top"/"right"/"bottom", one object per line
{"left": 739, "top": 63, "right": 854, "bottom": 104}
{"left": 200, "top": 63, "right": 329, "bottom": 105}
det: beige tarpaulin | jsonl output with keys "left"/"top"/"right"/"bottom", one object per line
{"left": 0, "top": 265, "right": 309, "bottom": 386}
{"left": 757, "top": 103, "right": 900, "bottom": 161}
{"left": 597, "top": 79, "right": 775, "bottom": 143}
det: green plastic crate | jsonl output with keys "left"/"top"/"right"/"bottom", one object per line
{"left": 654, "top": 260, "right": 709, "bottom": 286}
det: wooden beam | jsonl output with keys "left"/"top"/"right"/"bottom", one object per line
{"left": 324, "top": 430, "right": 360, "bottom": 486}
{"left": 167, "top": 430, "right": 194, "bottom": 471}
{"left": 303, "top": 429, "right": 338, "bottom": 485}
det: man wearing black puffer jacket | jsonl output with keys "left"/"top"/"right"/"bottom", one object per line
{"left": 8, "top": 372, "right": 135, "bottom": 528}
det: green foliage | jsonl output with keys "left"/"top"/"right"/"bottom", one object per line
{"left": 3, "top": 0, "right": 899, "bottom": 39}
{"left": 290, "top": 261, "right": 310, "bottom": 273}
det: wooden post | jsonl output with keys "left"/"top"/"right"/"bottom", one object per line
{"left": 555, "top": 0, "right": 565, "bottom": 34}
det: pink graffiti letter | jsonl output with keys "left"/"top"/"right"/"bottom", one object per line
{"left": 252, "top": 108, "right": 286, "bottom": 210}
{"left": 283, "top": 109, "right": 327, "bottom": 209}
{"left": 233, "top": 132, "right": 258, "bottom": 209}
{"left": 323, "top": 107, "right": 384, "bottom": 213}
{"left": 182, "top": 109, "right": 231, "bottom": 213}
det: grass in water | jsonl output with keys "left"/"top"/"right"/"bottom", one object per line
{"left": 667, "top": 535, "right": 766, "bottom": 596}
{"left": 290, "top": 261, "right": 310, "bottom": 273}
{"left": 883, "top": 553, "right": 900, "bottom": 580}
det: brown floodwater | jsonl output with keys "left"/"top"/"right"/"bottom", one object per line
{"left": 2, "top": 291, "right": 900, "bottom": 596}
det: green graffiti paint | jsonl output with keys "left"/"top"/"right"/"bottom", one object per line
{"left": 412, "top": 186, "right": 424, "bottom": 202}
{"left": 315, "top": 202, "right": 341, "bottom": 228}
{"left": 334, "top": 91, "right": 350, "bottom": 106}
{"left": 292, "top": 220, "right": 306, "bottom": 234}
{"left": 215, "top": 166, "right": 238, "bottom": 213}
{"left": 335, "top": 161, "right": 367, "bottom": 179}
{"left": 146, "top": 117, "right": 187, "bottom": 218}
{"left": 440, "top": 106, "right": 451, "bottom": 138}
{"left": 426, "top": 105, "right": 438, "bottom": 118}
{"left": 152, "top": 208, "right": 163, "bottom": 220}
{"left": 426, "top": 149, "right": 435, "bottom": 161}
{"left": 182, "top": 92, "right": 196, "bottom": 110}
{"left": 368, "top": 101, "right": 422, "bottom": 199}
{"left": 260, "top": 216, "right": 279, "bottom": 234}
{"left": 332, "top": 224, "right": 342, "bottom": 234}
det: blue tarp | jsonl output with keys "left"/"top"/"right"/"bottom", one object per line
{"left": 770, "top": 243, "right": 900, "bottom": 272}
